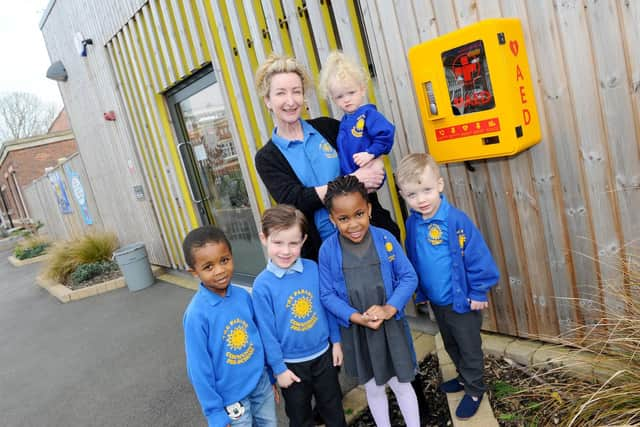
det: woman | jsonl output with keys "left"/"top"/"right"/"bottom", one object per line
{"left": 254, "top": 53, "right": 400, "bottom": 261}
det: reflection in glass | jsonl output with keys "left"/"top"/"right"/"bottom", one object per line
{"left": 178, "top": 83, "right": 263, "bottom": 276}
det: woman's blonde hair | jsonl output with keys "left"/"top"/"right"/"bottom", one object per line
{"left": 318, "top": 51, "right": 370, "bottom": 99}
{"left": 255, "top": 53, "right": 312, "bottom": 99}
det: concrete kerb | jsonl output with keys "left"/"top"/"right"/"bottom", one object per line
{"left": 438, "top": 333, "right": 500, "bottom": 426}
{"left": 36, "top": 265, "right": 165, "bottom": 303}
{"left": 8, "top": 253, "right": 49, "bottom": 267}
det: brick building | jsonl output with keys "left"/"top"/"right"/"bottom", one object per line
{"left": 0, "top": 110, "right": 77, "bottom": 228}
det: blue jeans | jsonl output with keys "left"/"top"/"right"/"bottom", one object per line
{"left": 230, "top": 370, "right": 277, "bottom": 427}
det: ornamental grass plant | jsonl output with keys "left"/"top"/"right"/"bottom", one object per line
{"left": 43, "top": 231, "right": 119, "bottom": 284}
{"left": 13, "top": 236, "right": 50, "bottom": 260}
{"left": 498, "top": 248, "right": 640, "bottom": 426}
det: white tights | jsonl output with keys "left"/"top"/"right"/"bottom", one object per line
{"left": 364, "top": 376, "right": 420, "bottom": 427}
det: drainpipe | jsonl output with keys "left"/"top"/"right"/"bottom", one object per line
{"left": 4, "top": 173, "right": 21, "bottom": 224}
{"left": 9, "top": 168, "right": 29, "bottom": 219}
{"left": 0, "top": 187, "right": 14, "bottom": 228}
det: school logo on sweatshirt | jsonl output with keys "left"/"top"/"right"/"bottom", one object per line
{"left": 428, "top": 224, "right": 443, "bottom": 245}
{"left": 223, "top": 318, "right": 255, "bottom": 365}
{"left": 385, "top": 241, "right": 395, "bottom": 261}
{"left": 457, "top": 229, "right": 466, "bottom": 254}
{"left": 351, "top": 114, "right": 366, "bottom": 138}
{"left": 286, "top": 289, "right": 318, "bottom": 332}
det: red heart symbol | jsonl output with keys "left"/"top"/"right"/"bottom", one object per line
{"left": 510, "top": 40, "right": 519, "bottom": 56}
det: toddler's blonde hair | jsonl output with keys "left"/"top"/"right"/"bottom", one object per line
{"left": 255, "top": 53, "right": 312, "bottom": 99}
{"left": 396, "top": 153, "right": 441, "bottom": 188}
{"left": 318, "top": 51, "right": 369, "bottom": 99}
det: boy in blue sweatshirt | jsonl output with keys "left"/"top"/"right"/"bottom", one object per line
{"left": 396, "top": 153, "right": 500, "bottom": 420}
{"left": 319, "top": 51, "right": 394, "bottom": 176}
{"left": 182, "top": 226, "right": 278, "bottom": 427}
{"left": 252, "top": 205, "right": 347, "bottom": 427}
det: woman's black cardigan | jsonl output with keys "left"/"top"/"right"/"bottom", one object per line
{"left": 255, "top": 117, "right": 400, "bottom": 261}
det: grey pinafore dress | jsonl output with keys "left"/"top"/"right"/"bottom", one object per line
{"left": 338, "top": 232, "right": 415, "bottom": 386}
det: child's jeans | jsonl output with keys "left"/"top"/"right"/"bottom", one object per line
{"left": 230, "top": 369, "right": 277, "bottom": 427}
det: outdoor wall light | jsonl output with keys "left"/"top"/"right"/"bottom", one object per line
{"left": 74, "top": 32, "right": 93, "bottom": 57}
{"left": 46, "top": 60, "right": 68, "bottom": 82}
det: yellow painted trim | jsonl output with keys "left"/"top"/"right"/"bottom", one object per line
{"left": 153, "top": 1, "right": 180, "bottom": 83}
{"left": 155, "top": 93, "right": 199, "bottom": 227}
{"left": 142, "top": 4, "right": 170, "bottom": 90}
{"left": 124, "top": 23, "right": 190, "bottom": 260}
{"left": 252, "top": 0, "right": 271, "bottom": 55}
{"left": 272, "top": 0, "right": 294, "bottom": 55}
{"left": 176, "top": 0, "right": 200, "bottom": 68}
{"left": 203, "top": 1, "right": 265, "bottom": 213}
{"left": 294, "top": 0, "right": 330, "bottom": 116}
{"left": 134, "top": 7, "right": 199, "bottom": 230}
{"left": 166, "top": 1, "right": 190, "bottom": 74}
{"left": 345, "top": 2, "right": 406, "bottom": 241}
{"left": 319, "top": 0, "right": 338, "bottom": 51}
{"left": 109, "top": 41, "right": 182, "bottom": 262}
{"left": 219, "top": 2, "right": 264, "bottom": 150}
{"left": 191, "top": 0, "right": 211, "bottom": 61}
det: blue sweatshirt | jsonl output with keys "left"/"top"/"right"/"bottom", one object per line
{"left": 337, "top": 104, "right": 395, "bottom": 174}
{"left": 405, "top": 198, "right": 500, "bottom": 314}
{"left": 318, "top": 225, "right": 417, "bottom": 327}
{"left": 252, "top": 258, "right": 340, "bottom": 375}
{"left": 183, "top": 284, "right": 266, "bottom": 427}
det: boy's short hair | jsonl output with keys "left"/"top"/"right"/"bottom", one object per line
{"left": 261, "top": 204, "right": 308, "bottom": 237}
{"left": 396, "top": 153, "right": 441, "bottom": 188}
{"left": 182, "top": 226, "right": 231, "bottom": 268}
{"left": 318, "top": 51, "right": 370, "bottom": 99}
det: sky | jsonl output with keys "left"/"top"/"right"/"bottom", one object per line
{"left": 0, "top": 0, "right": 63, "bottom": 109}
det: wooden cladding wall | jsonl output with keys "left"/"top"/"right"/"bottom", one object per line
{"left": 361, "top": 0, "right": 639, "bottom": 338}
{"left": 105, "top": 0, "right": 405, "bottom": 268}
{"left": 43, "top": 0, "right": 638, "bottom": 339}
{"left": 40, "top": 0, "right": 168, "bottom": 266}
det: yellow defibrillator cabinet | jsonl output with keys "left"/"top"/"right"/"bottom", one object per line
{"left": 408, "top": 18, "right": 541, "bottom": 163}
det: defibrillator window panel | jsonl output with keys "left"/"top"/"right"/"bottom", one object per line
{"left": 442, "top": 40, "right": 495, "bottom": 116}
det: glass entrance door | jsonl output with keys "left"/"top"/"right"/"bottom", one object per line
{"left": 167, "top": 66, "right": 264, "bottom": 277}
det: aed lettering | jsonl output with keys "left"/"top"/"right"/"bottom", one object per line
{"left": 515, "top": 63, "right": 531, "bottom": 126}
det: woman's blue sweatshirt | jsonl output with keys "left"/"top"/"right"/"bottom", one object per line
{"left": 318, "top": 225, "right": 418, "bottom": 327}
{"left": 252, "top": 258, "right": 340, "bottom": 375}
{"left": 183, "top": 284, "right": 266, "bottom": 427}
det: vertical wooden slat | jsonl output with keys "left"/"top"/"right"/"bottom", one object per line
{"left": 586, "top": 0, "right": 640, "bottom": 256}
{"left": 183, "top": 0, "right": 207, "bottom": 66}
{"left": 149, "top": 0, "right": 178, "bottom": 85}
{"left": 280, "top": 0, "right": 323, "bottom": 116}
{"left": 110, "top": 37, "right": 180, "bottom": 267}
{"left": 141, "top": 6, "right": 169, "bottom": 91}
{"left": 224, "top": 1, "right": 270, "bottom": 143}
{"left": 555, "top": 0, "right": 624, "bottom": 318}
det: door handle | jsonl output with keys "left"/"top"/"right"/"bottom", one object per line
{"left": 177, "top": 141, "right": 203, "bottom": 204}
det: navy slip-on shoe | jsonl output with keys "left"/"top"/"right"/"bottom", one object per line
{"left": 455, "top": 393, "right": 483, "bottom": 419}
{"left": 439, "top": 378, "right": 465, "bottom": 393}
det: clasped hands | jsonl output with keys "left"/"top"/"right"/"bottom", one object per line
{"left": 351, "top": 304, "right": 397, "bottom": 330}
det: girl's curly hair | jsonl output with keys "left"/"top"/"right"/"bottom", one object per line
{"left": 323, "top": 175, "right": 368, "bottom": 211}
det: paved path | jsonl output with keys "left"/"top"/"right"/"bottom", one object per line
{"left": 0, "top": 247, "right": 204, "bottom": 427}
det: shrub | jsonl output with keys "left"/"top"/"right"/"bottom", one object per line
{"left": 14, "top": 236, "right": 50, "bottom": 260}
{"left": 70, "top": 260, "right": 119, "bottom": 286}
{"left": 44, "top": 231, "right": 119, "bottom": 283}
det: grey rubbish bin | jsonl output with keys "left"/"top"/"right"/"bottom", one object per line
{"left": 113, "top": 243, "right": 155, "bottom": 292}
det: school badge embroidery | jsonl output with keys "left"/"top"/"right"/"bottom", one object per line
{"left": 351, "top": 114, "right": 366, "bottom": 138}
{"left": 428, "top": 224, "right": 443, "bottom": 245}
